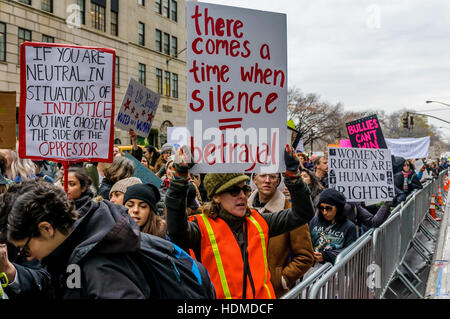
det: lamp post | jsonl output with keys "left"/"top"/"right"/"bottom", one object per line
{"left": 426, "top": 100, "right": 450, "bottom": 108}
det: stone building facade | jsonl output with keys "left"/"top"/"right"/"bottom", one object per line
{"left": 0, "top": 0, "right": 187, "bottom": 147}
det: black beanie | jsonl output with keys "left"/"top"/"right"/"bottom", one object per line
{"left": 317, "top": 188, "right": 347, "bottom": 211}
{"left": 123, "top": 183, "right": 161, "bottom": 214}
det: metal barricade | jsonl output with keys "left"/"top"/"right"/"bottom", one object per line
{"left": 308, "top": 233, "right": 374, "bottom": 299}
{"left": 280, "top": 262, "right": 333, "bottom": 299}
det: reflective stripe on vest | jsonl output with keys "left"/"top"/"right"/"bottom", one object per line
{"left": 248, "top": 215, "right": 273, "bottom": 299}
{"left": 200, "top": 214, "right": 232, "bottom": 299}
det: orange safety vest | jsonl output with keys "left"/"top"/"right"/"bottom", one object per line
{"left": 189, "top": 209, "right": 275, "bottom": 299}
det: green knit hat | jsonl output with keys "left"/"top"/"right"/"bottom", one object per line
{"left": 204, "top": 173, "right": 250, "bottom": 200}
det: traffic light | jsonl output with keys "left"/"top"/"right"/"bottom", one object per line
{"left": 410, "top": 116, "right": 414, "bottom": 127}
{"left": 403, "top": 117, "right": 409, "bottom": 129}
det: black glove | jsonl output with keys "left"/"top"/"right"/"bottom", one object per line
{"left": 284, "top": 145, "right": 299, "bottom": 173}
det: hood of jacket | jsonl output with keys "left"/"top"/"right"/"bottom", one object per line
{"left": 392, "top": 156, "right": 405, "bottom": 174}
{"left": 43, "top": 200, "right": 141, "bottom": 267}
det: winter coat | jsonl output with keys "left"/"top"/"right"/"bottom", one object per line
{"left": 341, "top": 202, "right": 393, "bottom": 228}
{"left": 98, "top": 179, "right": 114, "bottom": 199}
{"left": 73, "top": 189, "right": 94, "bottom": 210}
{"left": 248, "top": 189, "right": 314, "bottom": 298}
{"left": 165, "top": 176, "right": 315, "bottom": 298}
{"left": 5, "top": 243, "right": 51, "bottom": 299}
{"left": 41, "top": 200, "right": 153, "bottom": 299}
{"left": 394, "top": 171, "right": 422, "bottom": 196}
{"left": 309, "top": 215, "right": 357, "bottom": 264}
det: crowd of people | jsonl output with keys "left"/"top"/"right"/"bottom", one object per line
{"left": 0, "top": 134, "right": 448, "bottom": 299}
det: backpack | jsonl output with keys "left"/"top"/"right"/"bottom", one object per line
{"left": 136, "top": 232, "right": 216, "bottom": 299}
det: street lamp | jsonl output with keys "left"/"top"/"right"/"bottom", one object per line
{"left": 426, "top": 100, "right": 450, "bottom": 107}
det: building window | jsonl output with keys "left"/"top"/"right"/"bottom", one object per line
{"left": 163, "top": 0, "right": 169, "bottom": 18}
{"left": 155, "top": 0, "right": 161, "bottom": 14}
{"left": 138, "top": 0, "right": 145, "bottom": 6}
{"left": 91, "top": 3, "right": 106, "bottom": 32}
{"left": 171, "top": 36, "right": 177, "bottom": 57}
{"left": 0, "top": 23, "right": 5, "bottom": 62}
{"left": 115, "top": 56, "right": 120, "bottom": 86}
{"left": 41, "top": 0, "right": 53, "bottom": 13}
{"left": 18, "top": 28, "right": 32, "bottom": 63}
{"left": 111, "top": 11, "right": 118, "bottom": 36}
{"left": 164, "top": 71, "right": 170, "bottom": 97}
{"left": 139, "top": 63, "right": 146, "bottom": 86}
{"left": 138, "top": 22, "right": 145, "bottom": 46}
{"left": 163, "top": 33, "right": 170, "bottom": 55}
{"left": 172, "top": 73, "right": 178, "bottom": 98}
{"left": 156, "top": 68, "right": 163, "bottom": 94}
{"left": 78, "top": 0, "right": 86, "bottom": 25}
{"left": 155, "top": 29, "right": 162, "bottom": 52}
{"left": 42, "top": 34, "right": 54, "bottom": 43}
{"left": 171, "top": 0, "right": 177, "bottom": 22}
{"left": 18, "top": 0, "right": 31, "bottom": 5}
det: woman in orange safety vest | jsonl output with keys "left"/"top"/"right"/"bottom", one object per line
{"left": 165, "top": 145, "right": 315, "bottom": 299}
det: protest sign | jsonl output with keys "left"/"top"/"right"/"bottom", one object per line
{"left": 0, "top": 91, "right": 17, "bottom": 149}
{"left": 414, "top": 159, "right": 430, "bottom": 182}
{"left": 328, "top": 147, "right": 394, "bottom": 202}
{"left": 18, "top": 43, "right": 115, "bottom": 162}
{"left": 115, "top": 78, "right": 160, "bottom": 138}
{"left": 346, "top": 114, "right": 387, "bottom": 149}
{"left": 340, "top": 139, "right": 352, "bottom": 148}
{"left": 186, "top": 2, "right": 287, "bottom": 173}
{"left": 167, "top": 127, "right": 189, "bottom": 150}
{"left": 385, "top": 137, "right": 430, "bottom": 159}
{"left": 124, "top": 152, "right": 162, "bottom": 189}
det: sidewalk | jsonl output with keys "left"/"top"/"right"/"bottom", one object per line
{"left": 425, "top": 195, "right": 450, "bottom": 299}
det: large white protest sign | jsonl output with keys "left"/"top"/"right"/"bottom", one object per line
{"left": 187, "top": 2, "right": 287, "bottom": 173}
{"left": 414, "top": 159, "right": 430, "bottom": 182}
{"left": 385, "top": 136, "right": 430, "bottom": 159}
{"left": 19, "top": 43, "right": 115, "bottom": 162}
{"left": 328, "top": 147, "right": 395, "bottom": 202}
{"left": 115, "top": 78, "right": 160, "bottom": 138}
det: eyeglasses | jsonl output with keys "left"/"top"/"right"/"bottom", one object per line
{"left": 319, "top": 205, "right": 334, "bottom": 212}
{"left": 18, "top": 237, "right": 31, "bottom": 257}
{"left": 223, "top": 185, "right": 252, "bottom": 197}
{"left": 258, "top": 174, "right": 280, "bottom": 181}
{"left": 162, "top": 151, "right": 172, "bottom": 155}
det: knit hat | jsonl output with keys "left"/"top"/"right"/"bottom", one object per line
{"left": 123, "top": 183, "right": 161, "bottom": 214}
{"left": 204, "top": 173, "right": 250, "bottom": 200}
{"left": 317, "top": 188, "right": 347, "bottom": 211}
{"left": 160, "top": 143, "right": 174, "bottom": 154}
{"left": 109, "top": 177, "right": 142, "bottom": 198}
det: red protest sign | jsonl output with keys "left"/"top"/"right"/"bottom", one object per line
{"left": 18, "top": 42, "right": 115, "bottom": 163}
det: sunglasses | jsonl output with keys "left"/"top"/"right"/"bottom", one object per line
{"left": 319, "top": 205, "right": 334, "bottom": 212}
{"left": 18, "top": 237, "right": 32, "bottom": 257}
{"left": 223, "top": 185, "right": 252, "bottom": 197}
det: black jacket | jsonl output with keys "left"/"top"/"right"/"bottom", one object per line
{"left": 342, "top": 202, "right": 392, "bottom": 228}
{"left": 165, "top": 176, "right": 315, "bottom": 259}
{"left": 5, "top": 244, "right": 51, "bottom": 299}
{"left": 41, "top": 200, "right": 152, "bottom": 299}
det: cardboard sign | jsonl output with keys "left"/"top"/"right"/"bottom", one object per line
{"left": 0, "top": 91, "right": 17, "bottom": 149}
{"left": 186, "top": 2, "right": 287, "bottom": 173}
{"left": 115, "top": 78, "right": 160, "bottom": 138}
{"left": 346, "top": 114, "right": 387, "bottom": 149}
{"left": 328, "top": 147, "right": 394, "bottom": 202}
{"left": 18, "top": 43, "right": 115, "bottom": 162}
{"left": 385, "top": 137, "right": 430, "bottom": 159}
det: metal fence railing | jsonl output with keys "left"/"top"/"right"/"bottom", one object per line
{"left": 282, "top": 169, "right": 448, "bottom": 299}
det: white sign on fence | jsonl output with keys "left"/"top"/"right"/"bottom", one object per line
{"left": 186, "top": 2, "right": 287, "bottom": 173}
{"left": 115, "top": 78, "right": 160, "bottom": 138}
{"left": 328, "top": 147, "right": 395, "bottom": 202}
{"left": 19, "top": 43, "right": 115, "bottom": 162}
{"left": 385, "top": 136, "right": 430, "bottom": 159}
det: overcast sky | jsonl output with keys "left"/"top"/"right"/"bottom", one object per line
{"left": 201, "top": 0, "right": 450, "bottom": 141}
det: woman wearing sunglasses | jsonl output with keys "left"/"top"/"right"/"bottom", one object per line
{"left": 309, "top": 188, "right": 357, "bottom": 265}
{"left": 165, "top": 145, "right": 315, "bottom": 299}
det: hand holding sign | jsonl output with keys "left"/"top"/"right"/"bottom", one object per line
{"left": 173, "top": 145, "right": 195, "bottom": 178}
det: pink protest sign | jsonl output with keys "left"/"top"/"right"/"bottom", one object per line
{"left": 340, "top": 139, "right": 352, "bottom": 148}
